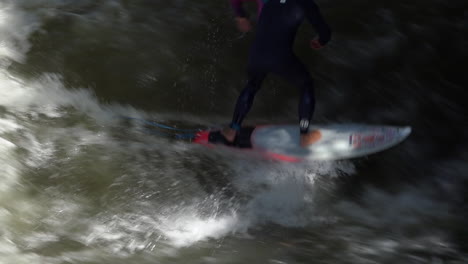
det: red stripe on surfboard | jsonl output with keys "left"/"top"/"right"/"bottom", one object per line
{"left": 193, "top": 131, "right": 210, "bottom": 145}
{"left": 193, "top": 129, "right": 303, "bottom": 163}
{"left": 263, "top": 152, "right": 302, "bottom": 163}
{"left": 250, "top": 124, "right": 306, "bottom": 162}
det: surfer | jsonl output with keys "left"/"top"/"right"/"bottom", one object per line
{"left": 223, "top": 0, "right": 331, "bottom": 147}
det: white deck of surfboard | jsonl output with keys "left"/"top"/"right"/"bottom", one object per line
{"left": 251, "top": 124, "right": 411, "bottom": 160}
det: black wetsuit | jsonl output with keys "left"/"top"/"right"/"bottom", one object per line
{"left": 230, "top": 0, "right": 331, "bottom": 134}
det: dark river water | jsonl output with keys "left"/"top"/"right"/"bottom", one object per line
{"left": 0, "top": 0, "right": 467, "bottom": 263}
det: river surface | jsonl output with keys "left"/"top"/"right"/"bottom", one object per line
{"left": 0, "top": 0, "right": 467, "bottom": 263}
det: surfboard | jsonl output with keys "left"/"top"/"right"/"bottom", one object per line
{"left": 193, "top": 124, "right": 411, "bottom": 162}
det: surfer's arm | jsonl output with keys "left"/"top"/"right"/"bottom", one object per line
{"left": 255, "top": 0, "right": 264, "bottom": 16}
{"left": 230, "top": 0, "right": 263, "bottom": 18}
{"left": 230, "top": 0, "right": 259, "bottom": 32}
{"left": 230, "top": 0, "right": 248, "bottom": 18}
{"left": 302, "top": 0, "right": 332, "bottom": 46}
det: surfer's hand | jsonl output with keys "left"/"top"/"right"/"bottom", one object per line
{"left": 236, "top": 17, "right": 251, "bottom": 33}
{"left": 310, "top": 39, "right": 323, "bottom": 50}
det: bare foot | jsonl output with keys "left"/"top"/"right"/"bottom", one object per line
{"left": 300, "top": 130, "right": 322, "bottom": 147}
{"left": 221, "top": 127, "right": 237, "bottom": 142}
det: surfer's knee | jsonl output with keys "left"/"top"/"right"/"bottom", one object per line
{"left": 246, "top": 75, "right": 263, "bottom": 90}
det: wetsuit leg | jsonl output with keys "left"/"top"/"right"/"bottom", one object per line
{"left": 273, "top": 56, "right": 315, "bottom": 134}
{"left": 230, "top": 70, "right": 267, "bottom": 129}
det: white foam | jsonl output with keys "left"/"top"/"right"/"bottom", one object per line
{"left": 236, "top": 163, "right": 342, "bottom": 227}
{"left": 158, "top": 212, "right": 240, "bottom": 247}
{"left": 0, "top": 1, "right": 143, "bottom": 124}
{"left": 0, "top": 72, "right": 146, "bottom": 124}
{"left": 0, "top": 193, "right": 89, "bottom": 264}
{"left": 0, "top": 2, "right": 41, "bottom": 64}
{"left": 0, "top": 133, "right": 19, "bottom": 195}
{"left": 132, "top": 161, "right": 353, "bottom": 248}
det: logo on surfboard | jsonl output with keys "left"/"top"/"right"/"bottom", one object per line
{"left": 349, "top": 129, "right": 397, "bottom": 149}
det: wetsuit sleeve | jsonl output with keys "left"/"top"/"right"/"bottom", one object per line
{"left": 255, "top": 0, "right": 264, "bottom": 16}
{"left": 230, "top": 0, "right": 248, "bottom": 17}
{"left": 301, "top": 0, "right": 332, "bottom": 45}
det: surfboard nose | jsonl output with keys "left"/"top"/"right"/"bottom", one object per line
{"left": 399, "top": 126, "right": 412, "bottom": 138}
